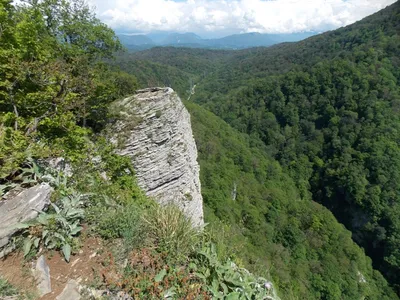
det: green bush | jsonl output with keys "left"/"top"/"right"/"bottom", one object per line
{"left": 142, "top": 204, "right": 201, "bottom": 260}
{"left": 88, "top": 202, "right": 144, "bottom": 245}
{"left": 191, "top": 243, "right": 279, "bottom": 299}
{"left": 18, "top": 191, "right": 85, "bottom": 262}
{"left": 0, "top": 124, "right": 30, "bottom": 178}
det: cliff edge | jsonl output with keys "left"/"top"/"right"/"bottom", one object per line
{"left": 112, "top": 87, "right": 204, "bottom": 226}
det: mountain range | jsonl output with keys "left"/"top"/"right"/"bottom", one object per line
{"left": 117, "top": 31, "right": 317, "bottom": 50}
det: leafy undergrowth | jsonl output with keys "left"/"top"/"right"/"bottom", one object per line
{"left": 93, "top": 201, "right": 278, "bottom": 299}
{"left": 101, "top": 248, "right": 208, "bottom": 299}
{"left": 100, "top": 244, "right": 278, "bottom": 299}
{"left": 1, "top": 142, "right": 278, "bottom": 299}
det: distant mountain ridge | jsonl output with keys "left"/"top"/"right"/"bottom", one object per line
{"left": 117, "top": 31, "right": 316, "bottom": 50}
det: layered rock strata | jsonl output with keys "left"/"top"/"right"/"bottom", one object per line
{"left": 112, "top": 87, "right": 204, "bottom": 226}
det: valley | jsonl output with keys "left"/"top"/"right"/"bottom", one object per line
{"left": 1, "top": 0, "right": 399, "bottom": 299}
{"left": 112, "top": 1, "right": 400, "bottom": 297}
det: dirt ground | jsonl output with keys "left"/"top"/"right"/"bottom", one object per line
{"left": 0, "top": 237, "right": 108, "bottom": 300}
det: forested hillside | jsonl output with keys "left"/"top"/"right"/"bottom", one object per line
{"left": 112, "top": 47, "right": 237, "bottom": 98}
{"left": 187, "top": 101, "right": 397, "bottom": 299}
{"left": 118, "top": 0, "right": 400, "bottom": 296}
{"left": 192, "top": 1, "right": 400, "bottom": 293}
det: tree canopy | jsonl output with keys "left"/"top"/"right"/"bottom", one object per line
{"left": 0, "top": 0, "right": 138, "bottom": 177}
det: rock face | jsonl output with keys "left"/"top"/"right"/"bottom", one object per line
{"left": 113, "top": 87, "right": 204, "bottom": 226}
{"left": 0, "top": 183, "right": 53, "bottom": 257}
{"left": 35, "top": 255, "right": 52, "bottom": 297}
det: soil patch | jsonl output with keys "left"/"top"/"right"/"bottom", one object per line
{"left": 0, "top": 237, "right": 108, "bottom": 299}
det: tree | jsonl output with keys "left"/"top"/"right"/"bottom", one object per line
{"left": 0, "top": 0, "right": 136, "bottom": 175}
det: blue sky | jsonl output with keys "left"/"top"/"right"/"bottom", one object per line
{"left": 89, "top": 0, "right": 396, "bottom": 38}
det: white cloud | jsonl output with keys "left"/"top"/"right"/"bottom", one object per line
{"left": 90, "top": 0, "right": 396, "bottom": 35}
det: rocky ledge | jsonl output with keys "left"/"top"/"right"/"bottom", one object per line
{"left": 112, "top": 87, "right": 204, "bottom": 226}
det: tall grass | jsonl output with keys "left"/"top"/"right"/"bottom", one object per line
{"left": 142, "top": 204, "right": 201, "bottom": 259}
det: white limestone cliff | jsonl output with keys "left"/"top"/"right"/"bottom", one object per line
{"left": 112, "top": 87, "right": 204, "bottom": 226}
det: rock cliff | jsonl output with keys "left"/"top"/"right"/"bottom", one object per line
{"left": 112, "top": 87, "right": 204, "bottom": 226}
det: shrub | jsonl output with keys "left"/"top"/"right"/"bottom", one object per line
{"left": 191, "top": 243, "right": 279, "bottom": 299}
{"left": 101, "top": 248, "right": 209, "bottom": 299}
{"left": 142, "top": 204, "right": 201, "bottom": 260}
{"left": 88, "top": 201, "right": 144, "bottom": 247}
{"left": 17, "top": 192, "right": 86, "bottom": 262}
{"left": 0, "top": 124, "right": 30, "bottom": 179}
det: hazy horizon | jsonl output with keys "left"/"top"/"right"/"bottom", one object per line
{"left": 89, "top": 0, "right": 396, "bottom": 39}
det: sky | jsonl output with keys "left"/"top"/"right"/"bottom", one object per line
{"left": 89, "top": 0, "right": 397, "bottom": 38}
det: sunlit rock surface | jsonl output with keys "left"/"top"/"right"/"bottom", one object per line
{"left": 113, "top": 87, "right": 204, "bottom": 226}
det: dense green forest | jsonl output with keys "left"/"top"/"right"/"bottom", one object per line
{"left": 187, "top": 101, "right": 397, "bottom": 299}
{"left": 194, "top": 2, "right": 400, "bottom": 294}
{"left": 114, "top": 1, "right": 400, "bottom": 297}
{"left": 112, "top": 48, "right": 236, "bottom": 99}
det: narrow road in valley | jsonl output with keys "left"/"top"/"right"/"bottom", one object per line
{"left": 187, "top": 84, "right": 197, "bottom": 101}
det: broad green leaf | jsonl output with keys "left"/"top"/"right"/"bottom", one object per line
{"left": 62, "top": 243, "right": 71, "bottom": 262}
{"left": 66, "top": 208, "right": 84, "bottom": 218}
{"left": 189, "top": 262, "right": 197, "bottom": 271}
{"left": 41, "top": 174, "right": 55, "bottom": 183}
{"left": 33, "top": 237, "right": 40, "bottom": 248}
{"left": 32, "top": 161, "right": 40, "bottom": 177}
{"left": 195, "top": 272, "right": 207, "bottom": 280}
{"left": 13, "top": 223, "right": 31, "bottom": 230}
{"left": 210, "top": 286, "right": 223, "bottom": 298}
{"left": 221, "top": 282, "right": 229, "bottom": 294}
{"left": 23, "top": 239, "right": 32, "bottom": 256}
{"left": 225, "top": 292, "right": 240, "bottom": 300}
{"left": 70, "top": 226, "right": 83, "bottom": 235}
{"left": 37, "top": 213, "right": 50, "bottom": 225}
{"left": 54, "top": 232, "right": 66, "bottom": 242}
{"left": 47, "top": 241, "right": 56, "bottom": 249}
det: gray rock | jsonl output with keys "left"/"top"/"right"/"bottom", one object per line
{"left": 112, "top": 87, "right": 204, "bottom": 226}
{"left": 0, "top": 183, "right": 53, "bottom": 257}
{"left": 34, "top": 255, "right": 52, "bottom": 297}
{"left": 56, "top": 279, "right": 81, "bottom": 300}
{"left": 45, "top": 157, "right": 73, "bottom": 177}
{"left": 113, "top": 291, "right": 133, "bottom": 299}
{"left": 81, "top": 288, "right": 133, "bottom": 299}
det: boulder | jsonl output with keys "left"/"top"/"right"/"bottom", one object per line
{"left": 0, "top": 183, "right": 53, "bottom": 257}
